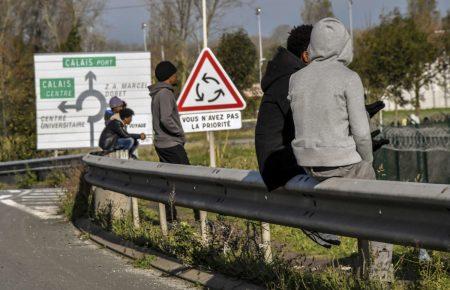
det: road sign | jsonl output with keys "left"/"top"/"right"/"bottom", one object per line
{"left": 180, "top": 111, "right": 242, "bottom": 133}
{"left": 34, "top": 52, "right": 152, "bottom": 150}
{"left": 177, "top": 48, "right": 246, "bottom": 114}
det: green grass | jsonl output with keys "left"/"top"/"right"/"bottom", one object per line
{"left": 138, "top": 142, "right": 257, "bottom": 170}
{"left": 381, "top": 108, "right": 450, "bottom": 125}
{"left": 133, "top": 255, "right": 156, "bottom": 269}
{"left": 87, "top": 200, "right": 450, "bottom": 289}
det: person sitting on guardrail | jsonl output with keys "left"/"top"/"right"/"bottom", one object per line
{"left": 288, "top": 18, "right": 393, "bottom": 280}
{"left": 98, "top": 108, "right": 146, "bottom": 159}
{"left": 104, "top": 96, "right": 127, "bottom": 126}
{"left": 255, "top": 25, "right": 341, "bottom": 249}
{"left": 149, "top": 61, "right": 200, "bottom": 223}
{"left": 289, "top": 18, "right": 376, "bottom": 182}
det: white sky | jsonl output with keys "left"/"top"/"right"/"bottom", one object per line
{"left": 100, "top": 0, "right": 450, "bottom": 44}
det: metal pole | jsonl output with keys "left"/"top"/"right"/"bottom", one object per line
{"left": 255, "top": 9, "right": 272, "bottom": 262}
{"left": 159, "top": 21, "right": 165, "bottom": 60}
{"left": 0, "top": 54, "right": 6, "bottom": 137}
{"left": 202, "top": 0, "right": 207, "bottom": 49}
{"left": 142, "top": 23, "right": 148, "bottom": 52}
{"left": 348, "top": 0, "right": 354, "bottom": 43}
{"left": 201, "top": 0, "right": 209, "bottom": 243}
{"left": 256, "top": 8, "right": 263, "bottom": 83}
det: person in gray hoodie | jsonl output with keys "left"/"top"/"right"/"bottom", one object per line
{"left": 149, "top": 61, "right": 199, "bottom": 222}
{"left": 288, "top": 18, "right": 393, "bottom": 281}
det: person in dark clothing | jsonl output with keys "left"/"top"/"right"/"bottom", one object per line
{"left": 255, "top": 28, "right": 310, "bottom": 193}
{"left": 149, "top": 61, "right": 200, "bottom": 222}
{"left": 99, "top": 108, "right": 146, "bottom": 158}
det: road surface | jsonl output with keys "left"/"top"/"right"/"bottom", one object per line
{"left": 0, "top": 188, "right": 191, "bottom": 290}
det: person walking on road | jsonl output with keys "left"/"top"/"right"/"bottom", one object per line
{"left": 149, "top": 61, "right": 200, "bottom": 222}
{"left": 288, "top": 18, "right": 393, "bottom": 281}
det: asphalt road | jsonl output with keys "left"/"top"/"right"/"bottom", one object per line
{"left": 0, "top": 189, "right": 191, "bottom": 290}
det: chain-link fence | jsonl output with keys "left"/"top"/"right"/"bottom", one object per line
{"left": 374, "top": 125, "right": 450, "bottom": 184}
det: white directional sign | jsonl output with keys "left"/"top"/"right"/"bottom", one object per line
{"left": 34, "top": 52, "right": 152, "bottom": 150}
{"left": 177, "top": 48, "right": 246, "bottom": 133}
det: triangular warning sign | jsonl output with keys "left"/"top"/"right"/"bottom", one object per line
{"left": 177, "top": 48, "right": 246, "bottom": 114}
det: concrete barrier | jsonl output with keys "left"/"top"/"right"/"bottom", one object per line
{"left": 93, "top": 151, "right": 132, "bottom": 220}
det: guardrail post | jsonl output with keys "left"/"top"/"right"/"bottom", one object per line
{"left": 260, "top": 222, "right": 272, "bottom": 263}
{"left": 357, "top": 239, "right": 393, "bottom": 282}
{"left": 123, "top": 150, "right": 140, "bottom": 229}
{"left": 115, "top": 150, "right": 140, "bottom": 228}
{"left": 200, "top": 210, "right": 208, "bottom": 243}
{"left": 158, "top": 203, "right": 168, "bottom": 236}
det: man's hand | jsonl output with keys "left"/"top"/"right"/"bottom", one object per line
{"left": 366, "top": 101, "right": 385, "bottom": 118}
{"left": 140, "top": 133, "right": 146, "bottom": 140}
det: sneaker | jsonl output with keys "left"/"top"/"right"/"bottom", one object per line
{"left": 418, "top": 248, "right": 431, "bottom": 262}
{"left": 303, "top": 230, "right": 333, "bottom": 249}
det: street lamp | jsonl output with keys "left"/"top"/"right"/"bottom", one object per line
{"left": 141, "top": 23, "right": 148, "bottom": 52}
{"left": 256, "top": 7, "right": 265, "bottom": 83}
{"left": 347, "top": 0, "right": 353, "bottom": 43}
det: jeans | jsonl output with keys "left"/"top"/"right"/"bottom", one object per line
{"left": 114, "top": 137, "right": 138, "bottom": 155}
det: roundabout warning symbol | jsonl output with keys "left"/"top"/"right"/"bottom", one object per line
{"left": 57, "top": 71, "right": 107, "bottom": 147}
{"left": 177, "top": 48, "right": 246, "bottom": 114}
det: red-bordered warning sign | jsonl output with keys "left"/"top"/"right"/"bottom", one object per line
{"left": 177, "top": 48, "right": 246, "bottom": 114}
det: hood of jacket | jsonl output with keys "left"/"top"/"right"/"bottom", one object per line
{"left": 261, "top": 47, "right": 305, "bottom": 92}
{"left": 148, "top": 82, "right": 174, "bottom": 97}
{"left": 307, "top": 18, "right": 353, "bottom": 66}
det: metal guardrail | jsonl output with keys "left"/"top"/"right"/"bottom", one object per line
{"left": 83, "top": 154, "right": 450, "bottom": 252}
{"left": 0, "top": 154, "right": 83, "bottom": 176}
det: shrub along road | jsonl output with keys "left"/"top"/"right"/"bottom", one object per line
{"left": 0, "top": 189, "right": 190, "bottom": 290}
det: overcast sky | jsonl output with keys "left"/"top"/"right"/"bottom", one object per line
{"left": 100, "top": 0, "right": 450, "bottom": 44}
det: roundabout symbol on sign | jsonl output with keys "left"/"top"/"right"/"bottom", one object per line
{"left": 195, "top": 73, "right": 225, "bottom": 103}
{"left": 57, "top": 71, "right": 106, "bottom": 147}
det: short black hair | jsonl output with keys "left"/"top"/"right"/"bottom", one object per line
{"left": 120, "top": 108, "right": 134, "bottom": 120}
{"left": 286, "top": 25, "right": 313, "bottom": 57}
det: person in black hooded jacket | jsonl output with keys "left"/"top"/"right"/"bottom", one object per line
{"left": 255, "top": 26, "right": 311, "bottom": 192}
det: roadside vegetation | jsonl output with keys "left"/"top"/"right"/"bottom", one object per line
{"left": 48, "top": 146, "right": 450, "bottom": 290}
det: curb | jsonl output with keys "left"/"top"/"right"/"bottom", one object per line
{"left": 73, "top": 218, "right": 263, "bottom": 290}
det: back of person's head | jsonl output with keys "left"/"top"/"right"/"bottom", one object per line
{"left": 308, "top": 18, "right": 352, "bottom": 65}
{"left": 155, "top": 61, "right": 177, "bottom": 82}
{"left": 109, "top": 96, "right": 125, "bottom": 109}
{"left": 120, "top": 108, "right": 134, "bottom": 120}
{"left": 287, "top": 25, "right": 313, "bottom": 57}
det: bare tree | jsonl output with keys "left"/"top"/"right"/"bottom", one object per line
{"left": 301, "top": 0, "right": 334, "bottom": 25}
{"left": 40, "top": 0, "right": 105, "bottom": 51}
{"left": 146, "top": 0, "right": 245, "bottom": 82}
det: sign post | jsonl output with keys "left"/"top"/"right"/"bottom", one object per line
{"left": 177, "top": 0, "right": 246, "bottom": 243}
{"left": 202, "top": 0, "right": 210, "bottom": 243}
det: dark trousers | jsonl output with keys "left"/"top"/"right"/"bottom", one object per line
{"left": 155, "top": 144, "right": 200, "bottom": 222}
